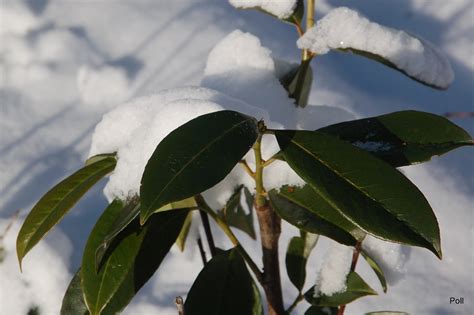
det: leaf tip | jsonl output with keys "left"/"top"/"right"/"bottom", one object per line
{"left": 139, "top": 213, "right": 148, "bottom": 226}
{"left": 16, "top": 238, "right": 25, "bottom": 272}
{"left": 16, "top": 250, "right": 24, "bottom": 272}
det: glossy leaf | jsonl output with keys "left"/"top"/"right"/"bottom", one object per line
{"left": 223, "top": 185, "right": 256, "bottom": 239}
{"left": 95, "top": 199, "right": 140, "bottom": 270}
{"left": 318, "top": 110, "right": 473, "bottom": 167}
{"left": 61, "top": 269, "right": 89, "bottom": 315}
{"left": 17, "top": 156, "right": 116, "bottom": 268}
{"left": 269, "top": 186, "right": 363, "bottom": 246}
{"left": 82, "top": 200, "right": 187, "bottom": 315}
{"left": 361, "top": 250, "right": 388, "bottom": 293}
{"left": 184, "top": 248, "right": 263, "bottom": 315}
{"left": 140, "top": 110, "right": 259, "bottom": 224}
{"left": 96, "top": 197, "right": 196, "bottom": 267}
{"left": 305, "top": 272, "right": 377, "bottom": 307}
{"left": 276, "top": 130, "right": 442, "bottom": 258}
{"left": 281, "top": 59, "right": 313, "bottom": 107}
{"left": 176, "top": 211, "right": 193, "bottom": 251}
{"left": 286, "top": 232, "right": 318, "bottom": 291}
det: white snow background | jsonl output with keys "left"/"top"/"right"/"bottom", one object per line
{"left": 1, "top": 0, "right": 473, "bottom": 314}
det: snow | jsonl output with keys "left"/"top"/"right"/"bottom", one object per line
{"left": 0, "top": 2, "right": 42, "bottom": 36}
{"left": 297, "top": 7, "right": 454, "bottom": 89}
{"left": 91, "top": 30, "right": 308, "bottom": 206}
{"left": 77, "top": 65, "right": 132, "bottom": 109}
{"left": 0, "top": 221, "right": 72, "bottom": 315}
{"left": 89, "top": 86, "right": 268, "bottom": 201}
{"left": 229, "top": 0, "right": 298, "bottom": 19}
{"left": 1, "top": 1, "right": 472, "bottom": 314}
{"left": 353, "top": 141, "right": 393, "bottom": 152}
{"left": 314, "top": 242, "right": 353, "bottom": 297}
{"left": 204, "top": 30, "right": 275, "bottom": 75}
{"left": 362, "top": 235, "right": 411, "bottom": 285}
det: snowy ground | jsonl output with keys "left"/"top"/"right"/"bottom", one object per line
{"left": 0, "top": 0, "right": 473, "bottom": 314}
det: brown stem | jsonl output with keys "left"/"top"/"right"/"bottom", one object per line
{"left": 175, "top": 296, "right": 185, "bottom": 315}
{"left": 338, "top": 241, "right": 362, "bottom": 315}
{"left": 254, "top": 135, "right": 285, "bottom": 315}
{"left": 195, "top": 195, "right": 263, "bottom": 282}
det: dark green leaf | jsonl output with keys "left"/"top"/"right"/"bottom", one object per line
{"left": 286, "top": 232, "right": 318, "bottom": 291}
{"left": 281, "top": 59, "right": 313, "bottom": 107}
{"left": 61, "top": 269, "right": 89, "bottom": 315}
{"left": 96, "top": 197, "right": 196, "bottom": 266}
{"left": 140, "top": 110, "right": 259, "bottom": 224}
{"left": 184, "top": 248, "right": 263, "bottom": 315}
{"left": 318, "top": 110, "right": 473, "bottom": 167}
{"left": 305, "top": 306, "right": 338, "bottom": 315}
{"left": 269, "top": 186, "right": 364, "bottom": 246}
{"left": 276, "top": 130, "right": 442, "bottom": 258}
{"left": 361, "top": 250, "right": 388, "bottom": 293}
{"left": 95, "top": 199, "right": 140, "bottom": 270}
{"left": 223, "top": 185, "right": 256, "bottom": 239}
{"left": 82, "top": 200, "right": 187, "bottom": 315}
{"left": 305, "top": 272, "right": 377, "bottom": 307}
{"left": 176, "top": 211, "right": 194, "bottom": 251}
{"left": 17, "top": 156, "right": 116, "bottom": 268}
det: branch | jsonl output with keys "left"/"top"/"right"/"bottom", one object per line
{"left": 199, "top": 210, "right": 216, "bottom": 257}
{"left": 196, "top": 237, "right": 207, "bottom": 266}
{"left": 195, "top": 195, "right": 263, "bottom": 283}
{"left": 175, "top": 296, "right": 185, "bottom": 315}
{"left": 254, "top": 135, "right": 285, "bottom": 315}
{"left": 239, "top": 160, "right": 255, "bottom": 178}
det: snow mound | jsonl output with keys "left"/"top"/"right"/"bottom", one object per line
{"left": 229, "top": 0, "right": 297, "bottom": 19}
{"left": 202, "top": 30, "right": 296, "bottom": 127}
{"left": 314, "top": 242, "right": 353, "bottom": 296}
{"left": 77, "top": 65, "right": 132, "bottom": 109}
{"left": 204, "top": 30, "right": 275, "bottom": 75}
{"left": 89, "top": 86, "right": 269, "bottom": 202}
{"left": 362, "top": 235, "right": 411, "bottom": 285}
{"left": 90, "top": 30, "right": 312, "bottom": 207}
{"left": 0, "top": 220, "right": 72, "bottom": 315}
{"left": 0, "top": 2, "right": 42, "bottom": 36}
{"left": 297, "top": 7, "right": 454, "bottom": 89}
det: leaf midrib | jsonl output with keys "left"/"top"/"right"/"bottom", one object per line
{"left": 283, "top": 133, "right": 434, "bottom": 247}
{"left": 21, "top": 160, "right": 115, "bottom": 256}
{"left": 144, "top": 117, "right": 255, "bottom": 215}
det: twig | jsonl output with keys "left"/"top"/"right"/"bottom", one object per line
{"left": 302, "top": 0, "right": 316, "bottom": 61}
{"left": 0, "top": 209, "right": 21, "bottom": 240}
{"left": 175, "top": 296, "right": 185, "bottom": 315}
{"left": 199, "top": 210, "right": 216, "bottom": 257}
{"left": 195, "top": 195, "right": 263, "bottom": 282}
{"left": 196, "top": 237, "right": 207, "bottom": 266}
{"left": 254, "top": 135, "right": 285, "bottom": 315}
{"left": 239, "top": 160, "right": 255, "bottom": 178}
